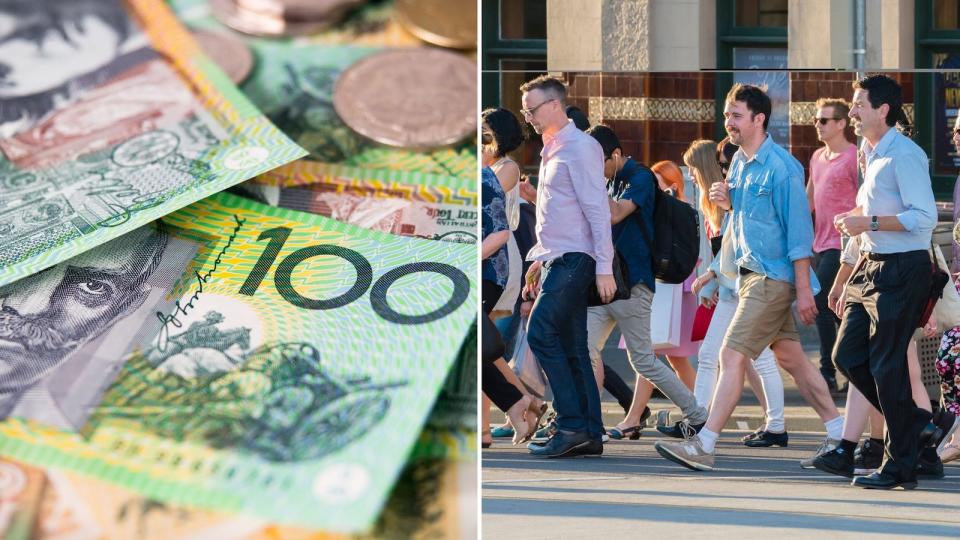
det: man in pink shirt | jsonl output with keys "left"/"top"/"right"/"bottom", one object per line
{"left": 806, "top": 97, "right": 858, "bottom": 394}
{"left": 519, "top": 75, "right": 616, "bottom": 458}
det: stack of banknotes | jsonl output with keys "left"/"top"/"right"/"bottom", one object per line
{"left": 0, "top": 0, "right": 477, "bottom": 538}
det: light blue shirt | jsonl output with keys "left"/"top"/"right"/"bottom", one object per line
{"left": 856, "top": 127, "right": 937, "bottom": 254}
{"left": 727, "top": 134, "right": 819, "bottom": 294}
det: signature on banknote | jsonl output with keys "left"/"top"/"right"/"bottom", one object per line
{"left": 154, "top": 214, "right": 246, "bottom": 352}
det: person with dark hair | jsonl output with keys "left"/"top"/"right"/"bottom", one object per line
{"left": 565, "top": 105, "right": 590, "bottom": 131}
{"left": 829, "top": 74, "right": 945, "bottom": 489}
{"left": 655, "top": 83, "right": 842, "bottom": 472}
{"left": 807, "top": 98, "right": 858, "bottom": 395}
{"left": 482, "top": 107, "right": 526, "bottom": 318}
{"left": 481, "top": 166, "right": 539, "bottom": 446}
{"left": 0, "top": 0, "right": 154, "bottom": 138}
{"left": 519, "top": 75, "right": 615, "bottom": 458}
{"left": 582, "top": 124, "right": 708, "bottom": 441}
{"left": 688, "top": 138, "right": 788, "bottom": 449}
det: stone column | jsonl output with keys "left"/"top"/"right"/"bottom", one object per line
{"left": 788, "top": 0, "right": 855, "bottom": 69}
{"left": 547, "top": 0, "right": 711, "bottom": 72}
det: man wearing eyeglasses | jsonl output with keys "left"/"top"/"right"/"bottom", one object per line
{"left": 806, "top": 98, "right": 858, "bottom": 396}
{"left": 519, "top": 75, "right": 615, "bottom": 458}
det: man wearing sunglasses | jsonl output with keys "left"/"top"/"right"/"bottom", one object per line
{"left": 807, "top": 98, "right": 858, "bottom": 397}
{"left": 519, "top": 75, "right": 615, "bottom": 458}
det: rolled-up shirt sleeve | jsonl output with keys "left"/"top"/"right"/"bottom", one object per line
{"left": 567, "top": 144, "right": 614, "bottom": 274}
{"left": 776, "top": 165, "right": 815, "bottom": 262}
{"left": 893, "top": 151, "right": 937, "bottom": 232}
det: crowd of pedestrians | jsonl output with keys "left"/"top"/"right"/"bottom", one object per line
{"left": 481, "top": 73, "right": 960, "bottom": 489}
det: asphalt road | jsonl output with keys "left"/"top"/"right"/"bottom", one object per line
{"left": 482, "top": 431, "right": 960, "bottom": 539}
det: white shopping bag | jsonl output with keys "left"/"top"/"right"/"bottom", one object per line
{"left": 650, "top": 281, "right": 683, "bottom": 348}
{"left": 933, "top": 244, "right": 960, "bottom": 331}
{"left": 509, "top": 317, "right": 547, "bottom": 399}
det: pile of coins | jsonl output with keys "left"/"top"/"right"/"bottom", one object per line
{"left": 210, "top": 0, "right": 368, "bottom": 37}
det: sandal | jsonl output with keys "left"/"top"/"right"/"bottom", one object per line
{"left": 939, "top": 442, "right": 960, "bottom": 464}
{"left": 607, "top": 424, "right": 642, "bottom": 440}
{"left": 523, "top": 401, "right": 549, "bottom": 441}
{"left": 482, "top": 429, "right": 492, "bottom": 449}
{"left": 507, "top": 396, "right": 533, "bottom": 446}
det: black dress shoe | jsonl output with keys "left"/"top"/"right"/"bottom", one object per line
{"left": 656, "top": 421, "right": 705, "bottom": 439}
{"left": 812, "top": 447, "right": 854, "bottom": 478}
{"left": 917, "top": 448, "right": 945, "bottom": 479}
{"left": 744, "top": 430, "right": 789, "bottom": 448}
{"left": 528, "top": 430, "right": 591, "bottom": 458}
{"left": 852, "top": 470, "right": 917, "bottom": 490}
{"left": 570, "top": 439, "right": 604, "bottom": 457}
{"left": 919, "top": 422, "right": 943, "bottom": 449}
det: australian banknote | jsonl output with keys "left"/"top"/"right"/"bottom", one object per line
{"left": 0, "top": 455, "right": 474, "bottom": 540}
{"left": 0, "top": 0, "right": 306, "bottom": 288}
{"left": 0, "top": 192, "right": 476, "bottom": 532}
{"left": 246, "top": 171, "right": 478, "bottom": 439}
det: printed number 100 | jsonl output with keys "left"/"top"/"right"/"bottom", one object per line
{"left": 238, "top": 227, "right": 470, "bottom": 325}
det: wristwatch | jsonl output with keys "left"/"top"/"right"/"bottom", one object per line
{"left": 870, "top": 215, "right": 879, "bottom": 232}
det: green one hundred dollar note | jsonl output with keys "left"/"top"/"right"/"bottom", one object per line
{"left": 0, "top": 192, "right": 476, "bottom": 532}
{"left": 0, "top": 0, "right": 306, "bottom": 288}
{"left": 247, "top": 171, "right": 478, "bottom": 441}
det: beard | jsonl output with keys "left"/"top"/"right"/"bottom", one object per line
{"left": 0, "top": 307, "right": 78, "bottom": 355}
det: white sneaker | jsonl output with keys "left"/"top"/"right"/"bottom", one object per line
{"left": 800, "top": 437, "right": 840, "bottom": 469}
{"left": 654, "top": 436, "right": 715, "bottom": 471}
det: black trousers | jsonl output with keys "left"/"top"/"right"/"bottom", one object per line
{"left": 603, "top": 363, "right": 634, "bottom": 414}
{"left": 482, "top": 281, "right": 524, "bottom": 412}
{"left": 813, "top": 249, "right": 842, "bottom": 378}
{"left": 832, "top": 250, "right": 932, "bottom": 480}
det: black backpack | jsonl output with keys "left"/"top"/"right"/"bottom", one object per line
{"left": 630, "top": 164, "right": 700, "bottom": 284}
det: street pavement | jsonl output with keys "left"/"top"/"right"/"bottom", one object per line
{"left": 483, "top": 432, "right": 960, "bottom": 539}
{"left": 485, "top": 324, "right": 960, "bottom": 538}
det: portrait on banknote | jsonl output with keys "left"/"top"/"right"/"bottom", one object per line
{"left": 0, "top": 225, "right": 198, "bottom": 427}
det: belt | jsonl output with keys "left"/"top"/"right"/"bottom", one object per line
{"left": 863, "top": 250, "right": 927, "bottom": 262}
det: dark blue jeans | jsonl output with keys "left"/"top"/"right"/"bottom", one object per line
{"left": 527, "top": 252, "right": 603, "bottom": 440}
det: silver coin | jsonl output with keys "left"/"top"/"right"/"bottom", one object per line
{"left": 210, "top": 0, "right": 339, "bottom": 37}
{"left": 332, "top": 49, "right": 476, "bottom": 149}
{"left": 191, "top": 28, "right": 255, "bottom": 84}
{"left": 236, "top": 0, "right": 366, "bottom": 21}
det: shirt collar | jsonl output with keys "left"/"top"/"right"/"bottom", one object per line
{"left": 861, "top": 126, "right": 898, "bottom": 159}
{"left": 541, "top": 119, "right": 576, "bottom": 148}
{"left": 734, "top": 133, "right": 775, "bottom": 165}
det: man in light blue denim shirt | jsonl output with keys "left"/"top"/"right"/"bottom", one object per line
{"left": 656, "top": 84, "right": 842, "bottom": 472}
{"left": 828, "top": 75, "right": 950, "bottom": 490}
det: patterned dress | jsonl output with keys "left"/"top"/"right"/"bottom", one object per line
{"left": 938, "top": 278, "right": 960, "bottom": 415}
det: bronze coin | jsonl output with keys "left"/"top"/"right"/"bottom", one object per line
{"left": 209, "top": 0, "right": 338, "bottom": 37}
{"left": 394, "top": 0, "right": 476, "bottom": 50}
{"left": 191, "top": 28, "right": 255, "bottom": 84}
{"left": 332, "top": 48, "right": 476, "bottom": 149}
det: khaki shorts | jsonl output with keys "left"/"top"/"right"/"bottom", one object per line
{"left": 723, "top": 272, "right": 799, "bottom": 360}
